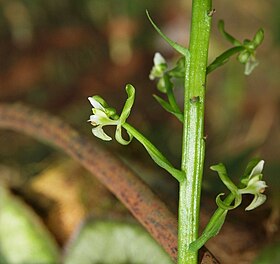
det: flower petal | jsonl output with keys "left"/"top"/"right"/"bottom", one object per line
{"left": 154, "top": 52, "right": 166, "bottom": 66}
{"left": 92, "top": 126, "right": 112, "bottom": 141}
{"left": 245, "top": 193, "right": 266, "bottom": 211}
{"left": 249, "top": 160, "right": 264, "bottom": 178}
{"left": 88, "top": 97, "right": 105, "bottom": 110}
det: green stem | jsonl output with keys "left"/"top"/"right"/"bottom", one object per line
{"left": 178, "top": 0, "right": 212, "bottom": 263}
{"left": 123, "top": 123, "right": 184, "bottom": 182}
{"left": 190, "top": 194, "right": 234, "bottom": 251}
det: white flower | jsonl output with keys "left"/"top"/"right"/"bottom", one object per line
{"left": 154, "top": 52, "right": 166, "bottom": 65}
{"left": 87, "top": 84, "right": 135, "bottom": 145}
{"left": 88, "top": 96, "right": 119, "bottom": 141}
{"left": 238, "top": 160, "right": 267, "bottom": 211}
{"left": 149, "top": 52, "right": 167, "bottom": 80}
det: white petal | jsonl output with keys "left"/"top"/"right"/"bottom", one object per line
{"left": 92, "top": 127, "right": 112, "bottom": 141}
{"left": 245, "top": 194, "right": 266, "bottom": 211}
{"left": 249, "top": 160, "right": 264, "bottom": 178}
{"left": 92, "top": 108, "right": 108, "bottom": 118}
{"left": 88, "top": 97, "right": 104, "bottom": 110}
{"left": 153, "top": 52, "right": 166, "bottom": 66}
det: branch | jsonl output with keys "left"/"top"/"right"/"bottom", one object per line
{"left": 0, "top": 103, "right": 219, "bottom": 264}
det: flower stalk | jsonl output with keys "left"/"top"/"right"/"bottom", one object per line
{"left": 178, "top": 0, "right": 212, "bottom": 263}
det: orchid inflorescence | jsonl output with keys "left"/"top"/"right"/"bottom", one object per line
{"left": 87, "top": 10, "right": 267, "bottom": 259}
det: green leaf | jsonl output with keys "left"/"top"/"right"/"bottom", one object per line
{"left": 153, "top": 94, "right": 183, "bottom": 122}
{"left": 218, "top": 20, "right": 241, "bottom": 46}
{"left": 0, "top": 187, "right": 60, "bottom": 264}
{"left": 64, "top": 219, "right": 173, "bottom": 264}
{"left": 146, "top": 10, "right": 189, "bottom": 56}
{"left": 207, "top": 46, "right": 245, "bottom": 74}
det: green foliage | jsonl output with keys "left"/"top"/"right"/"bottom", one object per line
{"left": 64, "top": 219, "right": 173, "bottom": 264}
{"left": 0, "top": 187, "right": 60, "bottom": 264}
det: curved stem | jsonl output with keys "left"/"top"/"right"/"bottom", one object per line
{"left": 178, "top": 0, "right": 212, "bottom": 263}
{"left": 123, "top": 123, "right": 184, "bottom": 182}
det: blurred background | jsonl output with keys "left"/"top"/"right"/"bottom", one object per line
{"left": 0, "top": 0, "right": 279, "bottom": 263}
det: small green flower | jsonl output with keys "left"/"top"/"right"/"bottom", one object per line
{"left": 211, "top": 159, "right": 267, "bottom": 211}
{"left": 88, "top": 84, "right": 135, "bottom": 145}
{"left": 88, "top": 96, "right": 119, "bottom": 141}
{"left": 149, "top": 52, "right": 167, "bottom": 80}
{"left": 238, "top": 160, "right": 267, "bottom": 211}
